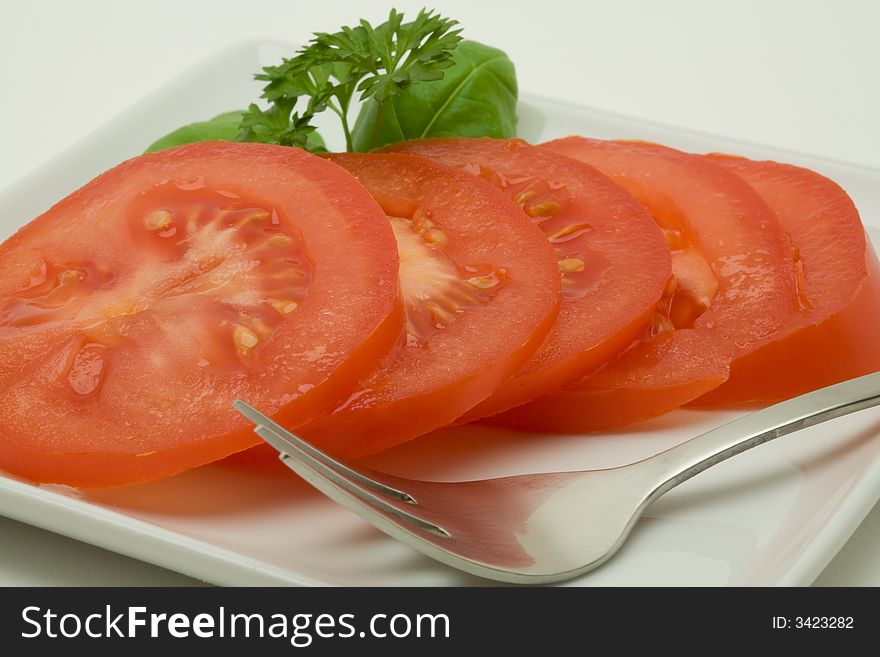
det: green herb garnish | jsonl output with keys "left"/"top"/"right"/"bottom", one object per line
{"left": 351, "top": 40, "right": 517, "bottom": 152}
{"left": 145, "top": 111, "right": 245, "bottom": 153}
{"left": 240, "top": 8, "right": 462, "bottom": 151}
{"left": 145, "top": 9, "right": 519, "bottom": 154}
{"left": 144, "top": 111, "right": 325, "bottom": 154}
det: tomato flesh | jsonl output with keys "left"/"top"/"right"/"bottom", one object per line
{"left": 0, "top": 142, "right": 402, "bottom": 487}
{"left": 693, "top": 155, "right": 880, "bottom": 404}
{"left": 287, "top": 152, "right": 561, "bottom": 457}
{"left": 385, "top": 138, "right": 671, "bottom": 420}
{"left": 498, "top": 137, "right": 800, "bottom": 431}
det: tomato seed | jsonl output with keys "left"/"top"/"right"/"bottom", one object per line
{"left": 558, "top": 257, "right": 586, "bottom": 273}
{"left": 144, "top": 209, "right": 173, "bottom": 231}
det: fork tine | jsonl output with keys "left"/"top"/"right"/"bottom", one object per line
{"left": 234, "top": 400, "right": 415, "bottom": 503}
{"left": 251, "top": 424, "right": 451, "bottom": 538}
{"left": 234, "top": 400, "right": 450, "bottom": 538}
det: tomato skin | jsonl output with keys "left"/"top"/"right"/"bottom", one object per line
{"left": 294, "top": 152, "right": 561, "bottom": 457}
{"left": 384, "top": 138, "right": 671, "bottom": 421}
{"left": 693, "top": 155, "right": 880, "bottom": 405}
{"left": 0, "top": 142, "right": 402, "bottom": 487}
{"left": 499, "top": 137, "right": 800, "bottom": 432}
{"left": 497, "top": 330, "right": 729, "bottom": 431}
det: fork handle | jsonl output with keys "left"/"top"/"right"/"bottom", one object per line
{"left": 642, "top": 371, "right": 880, "bottom": 499}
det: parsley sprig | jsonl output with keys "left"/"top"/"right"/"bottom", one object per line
{"left": 239, "top": 8, "right": 462, "bottom": 151}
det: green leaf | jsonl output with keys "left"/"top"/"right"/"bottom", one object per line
{"left": 144, "top": 111, "right": 245, "bottom": 153}
{"left": 351, "top": 40, "right": 518, "bottom": 152}
{"left": 249, "top": 8, "right": 461, "bottom": 151}
{"left": 145, "top": 109, "right": 324, "bottom": 153}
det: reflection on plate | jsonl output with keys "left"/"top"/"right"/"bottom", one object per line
{"left": 1, "top": 41, "right": 880, "bottom": 586}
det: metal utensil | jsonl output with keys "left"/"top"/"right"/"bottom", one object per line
{"left": 234, "top": 371, "right": 880, "bottom": 584}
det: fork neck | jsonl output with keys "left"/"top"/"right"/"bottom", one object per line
{"left": 641, "top": 371, "right": 880, "bottom": 499}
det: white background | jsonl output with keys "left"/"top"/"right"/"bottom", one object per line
{"left": 0, "top": 0, "right": 878, "bottom": 585}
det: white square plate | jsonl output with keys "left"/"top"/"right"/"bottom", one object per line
{"left": 2, "top": 41, "right": 880, "bottom": 586}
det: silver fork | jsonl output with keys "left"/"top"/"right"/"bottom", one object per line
{"left": 234, "top": 371, "right": 880, "bottom": 584}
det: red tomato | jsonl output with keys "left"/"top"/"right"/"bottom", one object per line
{"left": 293, "top": 152, "right": 561, "bottom": 456}
{"left": 385, "top": 138, "right": 671, "bottom": 420}
{"left": 497, "top": 137, "right": 800, "bottom": 431}
{"left": 693, "top": 155, "right": 880, "bottom": 404}
{"left": 0, "top": 142, "right": 402, "bottom": 487}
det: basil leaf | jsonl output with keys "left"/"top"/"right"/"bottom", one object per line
{"left": 144, "top": 111, "right": 245, "bottom": 153}
{"left": 145, "top": 111, "right": 325, "bottom": 153}
{"left": 351, "top": 40, "right": 517, "bottom": 152}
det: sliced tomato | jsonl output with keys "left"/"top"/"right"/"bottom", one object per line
{"left": 385, "top": 138, "right": 671, "bottom": 420}
{"left": 281, "top": 152, "right": 560, "bottom": 457}
{"left": 496, "top": 137, "right": 800, "bottom": 432}
{"left": 693, "top": 155, "right": 880, "bottom": 404}
{"left": 0, "top": 142, "right": 402, "bottom": 487}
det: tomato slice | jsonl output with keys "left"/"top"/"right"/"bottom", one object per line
{"left": 0, "top": 142, "right": 402, "bottom": 487}
{"left": 693, "top": 154, "right": 880, "bottom": 404}
{"left": 497, "top": 137, "right": 800, "bottom": 432}
{"left": 384, "top": 138, "right": 671, "bottom": 420}
{"left": 284, "top": 152, "right": 560, "bottom": 457}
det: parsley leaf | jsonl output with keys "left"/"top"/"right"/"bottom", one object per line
{"left": 240, "top": 8, "right": 462, "bottom": 151}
